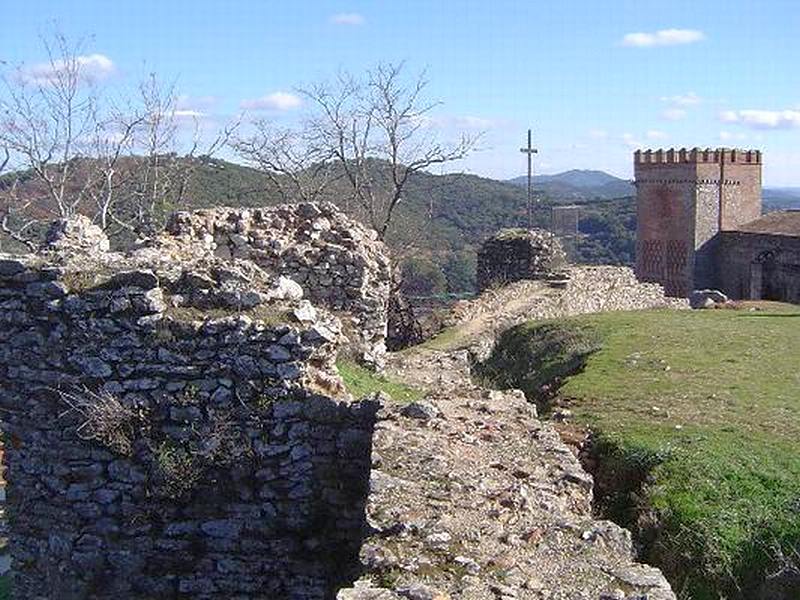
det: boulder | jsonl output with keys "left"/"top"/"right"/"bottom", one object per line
{"left": 401, "top": 400, "right": 441, "bottom": 421}
{"left": 267, "top": 276, "right": 304, "bottom": 301}
{"left": 690, "top": 289, "right": 729, "bottom": 309}
{"left": 43, "top": 216, "right": 110, "bottom": 255}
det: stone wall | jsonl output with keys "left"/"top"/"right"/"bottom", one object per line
{"left": 157, "top": 203, "right": 392, "bottom": 367}
{"left": 448, "top": 266, "right": 685, "bottom": 349}
{"left": 476, "top": 228, "right": 567, "bottom": 292}
{"left": 0, "top": 216, "right": 379, "bottom": 599}
{"left": 718, "top": 230, "right": 800, "bottom": 302}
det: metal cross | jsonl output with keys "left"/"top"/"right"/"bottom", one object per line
{"left": 520, "top": 129, "right": 538, "bottom": 229}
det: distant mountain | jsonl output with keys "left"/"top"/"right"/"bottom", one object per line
{"left": 508, "top": 169, "right": 634, "bottom": 201}
{"left": 763, "top": 187, "right": 800, "bottom": 212}
{"left": 535, "top": 169, "right": 623, "bottom": 188}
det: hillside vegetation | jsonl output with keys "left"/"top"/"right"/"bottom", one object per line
{"left": 478, "top": 306, "right": 800, "bottom": 599}
{"left": 1, "top": 157, "right": 638, "bottom": 292}
{"left": 508, "top": 169, "right": 635, "bottom": 200}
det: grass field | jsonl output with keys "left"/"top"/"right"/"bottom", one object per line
{"left": 337, "top": 359, "right": 424, "bottom": 403}
{"left": 479, "top": 305, "right": 800, "bottom": 599}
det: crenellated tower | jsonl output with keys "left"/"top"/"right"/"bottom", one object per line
{"left": 633, "top": 148, "right": 762, "bottom": 296}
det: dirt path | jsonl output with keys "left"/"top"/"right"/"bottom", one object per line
{"left": 338, "top": 271, "right": 678, "bottom": 600}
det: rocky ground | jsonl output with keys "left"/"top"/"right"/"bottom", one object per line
{"left": 338, "top": 270, "right": 679, "bottom": 600}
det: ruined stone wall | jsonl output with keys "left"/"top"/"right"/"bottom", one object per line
{"left": 717, "top": 231, "right": 800, "bottom": 302}
{"left": 0, "top": 217, "right": 378, "bottom": 599}
{"left": 476, "top": 228, "right": 567, "bottom": 292}
{"left": 158, "top": 203, "right": 392, "bottom": 367}
{"left": 448, "top": 265, "right": 685, "bottom": 343}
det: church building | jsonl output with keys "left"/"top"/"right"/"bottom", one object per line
{"left": 634, "top": 148, "right": 800, "bottom": 303}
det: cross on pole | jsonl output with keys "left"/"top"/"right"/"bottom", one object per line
{"left": 520, "top": 129, "right": 538, "bottom": 229}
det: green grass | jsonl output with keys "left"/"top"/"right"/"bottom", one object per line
{"left": 337, "top": 359, "right": 425, "bottom": 403}
{"left": 480, "top": 305, "right": 800, "bottom": 599}
{"left": 0, "top": 574, "right": 9, "bottom": 600}
{"left": 415, "top": 326, "right": 466, "bottom": 352}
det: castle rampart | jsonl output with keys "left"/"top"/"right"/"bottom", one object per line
{"left": 634, "top": 148, "right": 762, "bottom": 296}
{"left": 634, "top": 148, "right": 762, "bottom": 164}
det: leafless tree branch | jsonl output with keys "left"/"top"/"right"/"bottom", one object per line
{"left": 297, "top": 62, "right": 480, "bottom": 240}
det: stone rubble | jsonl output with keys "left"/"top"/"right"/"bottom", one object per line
{"left": 0, "top": 213, "right": 379, "bottom": 598}
{"left": 448, "top": 266, "right": 687, "bottom": 357}
{"left": 155, "top": 203, "right": 392, "bottom": 367}
{"left": 339, "top": 345, "right": 676, "bottom": 600}
{"left": 0, "top": 208, "right": 680, "bottom": 599}
{"left": 338, "top": 265, "right": 679, "bottom": 600}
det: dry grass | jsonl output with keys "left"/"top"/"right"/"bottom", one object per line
{"left": 58, "top": 387, "right": 141, "bottom": 455}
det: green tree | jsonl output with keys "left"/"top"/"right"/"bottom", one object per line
{"left": 400, "top": 257, "right": 447, "bottom": 297}
{"left": 443, "top": 251, "right": 476, "bottom": 294}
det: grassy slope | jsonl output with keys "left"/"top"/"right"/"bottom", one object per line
{"left": 484, "top": 306, "right": 800, "bottom": 599}
{"left": 337, "top": 360, "right": 424, "bottom": 403}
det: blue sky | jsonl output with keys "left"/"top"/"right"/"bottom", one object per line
{"left": 3, "top": 0, "right": 800, "bottom": 185}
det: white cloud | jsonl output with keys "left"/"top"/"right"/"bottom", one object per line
{"left": 646, "top": 130, "right": 668, "bottom": 140}
{"left": 718, "top": 109, "right": 800, "bottom": 130}
{"left": 172, "top": 95, "right": 218, "bottom": 121}
{"left": 173, "top": 109, "right": 206, "bottom": 119}
{"left": 451, "top": 116, "right": 496, "bottom": 129}
{"left": 719, "top": 130, "right": 749, "bottom": 142}
{"left": 330, "top": 12, "right": 365, "bottom": 26}
{"left": 413, "top": 114, "right": 500, "bottom": 131}
{"left": 21, "top": 53, "right": 115, "bottom": 85}
{"left": 661, "top": 92, "right": 701, "bottom": 106}
{"left": 662, "top": 108, "right": 687, "bottom": 121}
{"left": 241, "top": 91, "right": 302, "bottom": 111}
{"left": 621, "top": 133, "right": 643, "bottom": 149}
{"left": 588, "top": 128, "right": 608, "bottom": 139}
{"left": 176, "top": 95, "right": 218, "bottom": 111}
{"left": 621, "top": 29, "right": 705, "bottom": 48}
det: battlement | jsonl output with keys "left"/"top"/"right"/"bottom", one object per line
{"left": 634, "top": 148, "right": 762, "bottom": 165}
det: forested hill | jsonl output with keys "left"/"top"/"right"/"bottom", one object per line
{"left": 2, "top": 157, "right": 637, "bottom": 294}
{"left": 179, "top": 160, "right": 638, "bottom": 294}
{"left": 507, "top": 169, "right": 635, "bottom": 201}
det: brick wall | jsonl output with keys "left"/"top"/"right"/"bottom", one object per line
{"left": 634, "top": 163, "right": 696, "bottom": 296}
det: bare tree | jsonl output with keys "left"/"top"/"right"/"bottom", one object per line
{"left": 0, "top": 33, "right": 240, "bottom": 248}
{"left": 303, "top": 63, "right": 479, "bottom": 240}
{"left": 233, "top": 118, "right": 338, "bottom": 203}
{"left": 111, "top": 73, "right": 240, "bottom": 237}
{"left": 0, "top": 142, "right": 41, "bottom": 250}
{"left": 236, "top": 62, "right": 478, "bottom": 241}
{"left": 0, "top": 33, "right": 102, "bottom": 248}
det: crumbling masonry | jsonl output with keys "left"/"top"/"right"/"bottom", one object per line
{"left": 0, "top": 204, "right": 390, "bottom": 599}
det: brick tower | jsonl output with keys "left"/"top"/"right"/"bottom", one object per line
{"left": 633, "top": 148, "right": 762, "bottom": 296}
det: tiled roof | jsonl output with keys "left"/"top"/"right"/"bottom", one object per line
{"left": 735, "top": 211, "right": 800, "bottom": 236}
